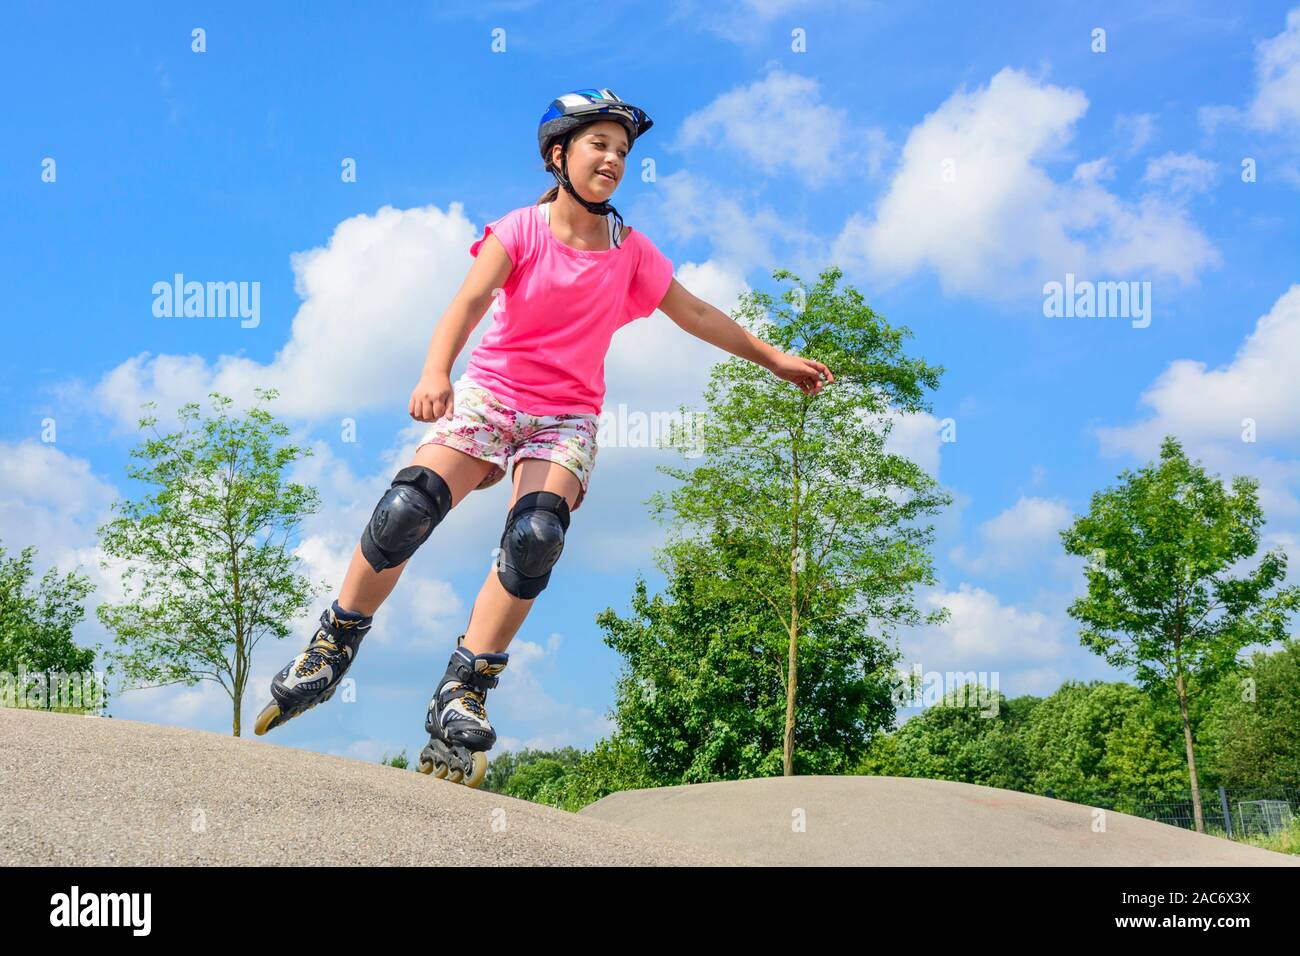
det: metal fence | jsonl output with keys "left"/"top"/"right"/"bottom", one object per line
{"left": 1042, "top": 784, "right": 1300, "bottom": 842}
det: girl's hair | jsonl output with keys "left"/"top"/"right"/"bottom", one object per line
{"left": 536, "top": 135, "right": 564, "bottom": 204}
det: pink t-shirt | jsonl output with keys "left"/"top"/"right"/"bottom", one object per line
{"left": 463, "top": 203, "right": 674, "bottom": 416}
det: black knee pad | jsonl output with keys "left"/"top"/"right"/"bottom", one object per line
{"left": 496, "top": 491, "right": 571, "bottom": 599}
{"left": 360, "top": 466, "right": 453, "bottom": 572}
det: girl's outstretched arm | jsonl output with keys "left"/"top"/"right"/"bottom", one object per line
{"left": 657, "top": 278, "right": 834, "bottom": 396}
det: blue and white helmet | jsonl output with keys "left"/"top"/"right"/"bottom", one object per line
{"left": 537, "top": 88, "right": 653, "bottom": 164}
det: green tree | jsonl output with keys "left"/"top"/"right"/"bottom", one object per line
{"left": 484, "top": 745, "right": 584, "bottom": 795}
{"left": 96, "top": 389, "right": 328, "bottom": 736}
{"left": 600, "top": 529, "right": 901, "bottom": 781}
{"left": 1094, "top": 695, "right": 1192, "bottom": 805}
{"left": 503, "top": 758, "right": 571, "bottom": 801}
{"left": 888, "top": 688, "right": 1035, "bottom": 791}
{"left": 1199, "top": 639, "right": 1300, "bottom": 787}
{"left": 1059, "top": 436, "right": 1300, "bottom": 830}
{"left": 1021, "top": 680, "right": 1186, "bottom": 804}
{"left": 619, "top": 266, "right": 950, "bottom": 776}
{"left": 855, "top": 725, "right": 908, "bottom": 776}
{"left": 545, "top": 734, "right": 658, "bottom": 811}
{"left": 0, "top": 539, "right": 106, "bottom": 713}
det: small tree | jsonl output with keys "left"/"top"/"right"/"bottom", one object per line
{"left": 640, "top": 266, "right": 951, "bottom": 775}
{"left": 0, "top": 539, "right": 106, "bottom": 714}
{"left": 96, "top": 389, "right": 328, "bottom": 735}
{"left": 1059, "top": 435, "right": 1300, "bottom": 831}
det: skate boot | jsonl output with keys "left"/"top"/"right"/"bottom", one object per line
{"left": 418, "top": 634, "right": 508, "bottom": 787}
{"left": 254, "top": 601, "right": 372, "bottom": 735}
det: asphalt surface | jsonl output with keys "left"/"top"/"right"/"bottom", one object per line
{"left": 6, "top": 707, "right": 1294, "bottom": 867}
{"left": 578, "top": 774, "right": 1300, "bottom": 866}
{"left": 0, "top": 708, "right": 744, "bottom": 866}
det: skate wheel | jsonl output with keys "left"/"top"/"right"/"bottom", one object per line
{"left": 464, "top": 751, "right": 488, "bottom": 789}
{"left": 447, "top": 767, "right": 464, "bottom": 784}
{"left": 254, "top": 702, "right": 281, "bottom": 736}
{"left": 418, "top": 757, "right": 449, "bottom": 779}
{"left": 417, "top": 758, "right": 447, "bottom": 778}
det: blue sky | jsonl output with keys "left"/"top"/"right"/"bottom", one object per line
{"left": 3, "top": 1, "right": 1299, "bottom": 763}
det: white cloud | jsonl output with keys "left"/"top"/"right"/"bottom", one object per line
{"left": 1010, "top": 666, "right": 1067, "bottom": 696}
{"left": 882, "top": 409, "right": 948, "bottom": 480}
{"left": 1073, "top": 157, "right": 1115, "bottom": 184}
{"left": 1141, "top": 152, "right": 1219, "bottom": 196}
{"left": 87, "top": 203, "right": 488, "bottom": 433}
{"left": 1114, "top": 112, "right": 1157, "bottom": 157}
{"left": 1248, "top": 7, "right": 1300, "bottom": 134}
{"left": 92, "top": 353, "right": 221, "bottom": 433}
{"left": 1095, "top": 284, "right": 1300, "bottom": 456}
{"left": 860, "top": 127, "right": 894, "bottom": 180}
{"left": 1090, "top": 282, "right": 1300, "bottom": 531}
{"left": 901, "top": 582, "right": 1069, "bottom": 666}
{"left": 128, "top": 677, "right": 235, "bottom": 726}
{"left": 1262, "top": 529, "right": 1300, "bottom": 587}
{"left": 1199, "top": 8, "right": 1300, "bottom": 138}
{"left": 675, "top": 68, "right": 892, "bottom": 185}
{"left": 0, "top": 440, "right": 117, "bottom": 582}
{"left": 949, "top": 496, "right": 1075, "bottom": 575}
{"left": 646, "top": 169, "right": 826, "bottom": 276}
{"left": 835, "top": 67, "right": 1220, "bottom": 301}
{"left": 1197, "top": 104, "right": 1241, "bottom": 137}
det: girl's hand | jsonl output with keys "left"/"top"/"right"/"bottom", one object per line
{"left": 410, "top": 373, "right": 455, "bottom": 422}
{"left": 768, "top": 353, "right": 834, "bottom": 396}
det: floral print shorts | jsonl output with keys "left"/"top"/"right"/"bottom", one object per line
{"left": 416, "top": 375, "right": 599, "bottom": 511}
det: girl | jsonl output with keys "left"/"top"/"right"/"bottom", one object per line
{"left": 254, "top": 89, "right": 834, "bottom": 786}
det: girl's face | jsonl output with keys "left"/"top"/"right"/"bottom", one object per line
{"left": 555, "top": 121, "right": 629, "bottom": 199}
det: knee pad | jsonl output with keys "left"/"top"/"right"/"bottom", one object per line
{"left": 360, "top": 466, "right": 453, "bottom": 572}
{"left": 496, "top": 491, "right": 571, "bottom": 599}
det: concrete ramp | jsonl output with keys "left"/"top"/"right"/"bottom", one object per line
{"left": 0, "top": 709, "right": 743, "bottom": 866}
{"left": 578, "top": 774, "right": 1299, "bottom": 866}
{"left": 6, "top": 708, "right": 1292, "bottom": 867}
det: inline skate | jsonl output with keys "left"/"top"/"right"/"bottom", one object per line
{"left": 418, "top": 634, "right": 508, "bottom": 787}
{"left": 254, "top": 601, "right": 372, "bottom": 735}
